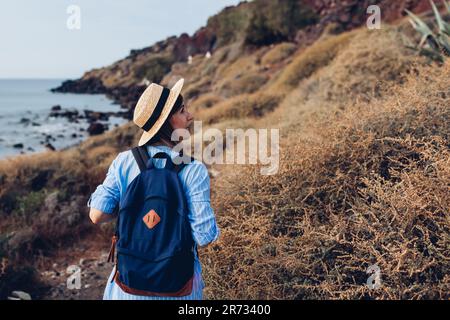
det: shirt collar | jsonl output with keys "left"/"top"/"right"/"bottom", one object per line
{"left": 146, "top": 144, "right": 178, "bottom": 156}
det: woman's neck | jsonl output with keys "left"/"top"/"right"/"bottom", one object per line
{"left": 151, "top": 138, "right": 175, "bottom": 148}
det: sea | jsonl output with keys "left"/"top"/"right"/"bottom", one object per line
{"left": 0, "top": 79, "right": 128, "bottom": 159}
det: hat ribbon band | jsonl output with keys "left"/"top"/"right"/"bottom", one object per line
{"left": 142, "top": 87, "right": 170, "bottom": 132}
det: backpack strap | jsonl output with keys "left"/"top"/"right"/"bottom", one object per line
{"left": 131, "top": 146, "right": 150, "bottom": 172}
{"left": 132, "top": 146, "right": 194, "bottom": 173}
{"left": 152, "top": 151, "right": 194, "bottom": 173}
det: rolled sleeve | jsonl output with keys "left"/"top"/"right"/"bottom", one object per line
{"left": 185, "top": 163, "right": 220, "bottom": 247}
{"left": 87, "top": 155, "right": 121, "bottom": 214}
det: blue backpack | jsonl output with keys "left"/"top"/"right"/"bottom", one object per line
{"left": 107, "top": 146, "right": 195, "bottom": 297}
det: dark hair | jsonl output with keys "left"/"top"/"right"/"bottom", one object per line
{"left": 145, "top": 94, "right": 184, "bottom": 147}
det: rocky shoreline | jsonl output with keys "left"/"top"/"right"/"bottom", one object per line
{"left": 8, "top": 104, "right": 131, "bottom": 156}
{"left": 52, "top": 81, "right": 147, "bottom": 111}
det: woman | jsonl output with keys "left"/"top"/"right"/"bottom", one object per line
{"left": 87, "top": 78, "right": 220, "bottom": 300}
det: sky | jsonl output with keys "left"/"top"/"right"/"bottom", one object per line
{"left": 0, "top": 0, "right": 243, "bottom": 79}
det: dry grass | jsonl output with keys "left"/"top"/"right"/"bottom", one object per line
{"left": 273, "top": 31, "right": 355, "bottom": 89}
{"left": 301, "top": 28, "right": 423, "bottom": 107}
{"left": 272, "top": 26, "right": 429, "bottom": 137}
{"left": 199, "top": 91, "right": 283, "bottom": 125}
{"left": 190, "top": 93, "right": 224, "bottom": 113}
{"left": 261, "top": 42, "right": 297, "bottom": 66}
{"left": 202, "top": 61, "right": 449, "bottom": 299}
{"left": 218, "top": 73, "right": 269, "bottom": 98}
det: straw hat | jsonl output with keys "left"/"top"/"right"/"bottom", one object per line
{"left": 133, "top": 78, "right": 184, "bottom": 146}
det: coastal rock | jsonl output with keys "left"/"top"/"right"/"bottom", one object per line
{"left": 108, "top": 109, "right": 133, "bottom": 120}
{"left": 87, "top": 122, "right": 106, "bottom": 136}
{"left": 51, "top": 78, "right": 107, "bottom": 94}
{"left": 51, "top": 105, "right": 62, "bottom": 111}
{"left": 50, "top": 108, "right": 79, "bottom": 120}
{"left": 45, "top": 143, "right": 56, "bottom": 151}
{"left": 13, "top": 143, "right": 24, "bottom": 149}
{"left": 84, "top": 110, "right": 110, "bottom": 122}
{"left": 106, "top": 85, "right": 147, "bottom": 111}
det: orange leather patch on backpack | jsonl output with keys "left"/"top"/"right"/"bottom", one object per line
{"left": 143, "top": 209, "right": 161, "bottom": 229}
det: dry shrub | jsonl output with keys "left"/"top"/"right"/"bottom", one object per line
{"left": 261, "top": 42, "right": 297, "bottom": 66}
{"left": 214, "top": 52, "right": 263, "bottom": 89}
{"left": 84, "top": 145, "right": 117, "bottom": 169}
{"left": 0, "top": 151, "right": 63, "bottom": 197}
{"left": 274, "top": 31, "right": 355, "bottom": 88}
{"left": 200, "top": 91, "right": 283, "bottom": 125}
{"left": 202, "top": 61, "right": 449, "bottom": 299}
{"left": 300, "top": 27, "right": 425, "bottom": 107}
{"left": 191, "top": 94, "right": 223, "bottom": 113}
{"left": 183, "top": 77, "right": 213, "bottom": 100}
{"left": 218, "top": 73, "right": 269, "bottom": 98}
{"left": 274, "top": 26, "right": 430, "bottom": 136}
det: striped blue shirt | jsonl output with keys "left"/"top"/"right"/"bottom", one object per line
{"left": 87, "top": 145, "right": 220, "bottom": 300}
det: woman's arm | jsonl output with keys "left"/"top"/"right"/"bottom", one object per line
{"left": 184, "top": 162, "right": 220, "bottom": 247}
{"left": 89, "top": 207, "right": 116, "bottom": 224}
{"left": 87, "top": 154, "right": 121, "bottom": 225}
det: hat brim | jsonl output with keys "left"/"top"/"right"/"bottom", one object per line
{"left": 137, "top": 78, "right": 184, "bottom": 146}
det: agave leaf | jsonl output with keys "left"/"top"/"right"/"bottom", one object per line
{"left": 427, "top": 34, "right": 442, "bottom": 51}
{"left": 445, "top": 0, "right": 450, "bottom": 14}
{"left": 418, "top": 47, "right": 445, "bottom": 62}
{"left": 405, "top": 9, "right": 435, "bottom": 38}
{"left": 419, "top": 34, "right": 429, "bottom": 47}
{"left": 430, "top": 0, "right": 450, "bottom": 35}
{"left": 437, "top": 33, "right": 450, "bottom": 56}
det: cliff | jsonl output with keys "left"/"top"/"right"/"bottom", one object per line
{"left": 51, "top": 0, "right": 432, "bottom": 109}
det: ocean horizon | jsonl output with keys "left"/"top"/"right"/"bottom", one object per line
{"left": 0, "top": 79, "right": 127, "bottom": 159}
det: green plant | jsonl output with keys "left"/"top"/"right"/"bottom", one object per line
{"left": 206, "top": 5, "right": 250, "bottom": 46}
{"left": 16, "top": 190, "right": 47, "bottom": 223}
{"left": 405, "top": 1, "right": 450, "bottom": 61}
{"left": 244, "top": 0, "right": 318, "bottom": 46}
{"left": 133, "top": 54, "right": 174, "bottom": 83}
